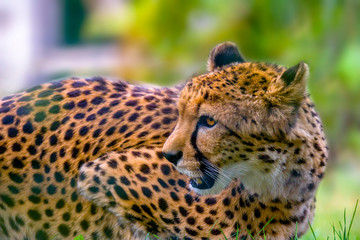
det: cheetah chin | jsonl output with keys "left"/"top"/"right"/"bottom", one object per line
{"left": 189, "top": 171, "right": 233, "bottom": 196}
{"left": 186, "top": 162, "right": 234, "bottom": 196}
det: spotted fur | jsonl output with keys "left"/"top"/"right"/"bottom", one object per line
{"left": 0, "top": 42, "right": 327, "bottom": 239}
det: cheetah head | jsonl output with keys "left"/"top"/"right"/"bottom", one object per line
{"left": 163, "top": 42, "right": 311, "bottom": 197}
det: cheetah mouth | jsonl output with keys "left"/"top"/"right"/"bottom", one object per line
{"left": 189, "top": 161, "right": 219, "bottom": 190}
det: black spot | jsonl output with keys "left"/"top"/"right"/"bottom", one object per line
{"left": 8, "top": 128, "right": 18, "bottom": 138}
{"left": 211, "top": 229, "right": 221, "bottom": 236}
{"left": 27, "top": 209, "right": 41, "bottom": 221}
{"left": 120, "top": 176, "right": 130, "bottom": 186}
{"left": 205, "top": 198, "right": 217, "bottom": 205}
{"left": 170, "top": 192, "right": 179, "bottom": 201}
{"left": 35, "top": 99, "right": 51, "bottom": 107}
{"left": 34, "top": 112, "right": 46, "bottom": 122}
{"left": 141, "top": 187, "right": 152, "bottom": 198}
{"left": 9, "top": 172, "right": 23, "bottom": 183}
{"left": 23, "top": 121, "right": 34, "bottom": 134}
{"left": 204, "top": 217, "right": 214, "bottom": 225}
{"left": 313, "top": 142, "right": 322, "bottom": 151}
{"left": 78, "top": 126, "right": 89, "bottom": 136}
{"left": 8, "top": 185, "right": 19, "bottom": 194}
{"left": 89, "top": 186, "right": 99, "bottom": 193}
{"left": 179, "top": 206, "right": 189, "bottom": 217}
{"left": 80, "top": 220, "right": 89, "bottom": 231}
{"left": 103, "top": 226, "right": 113, "bottom": 238}
{"left": 62, "top": 212, "right": 70, "bottom": 221}
{"left": 48, "top": 105, "right": 60, "bottom": 114}
{"left": 63, "top": 161, "right": 71, "bottom": 172}
{"left": 76, "top": 203, "right": 83, "bottom": 213}
{"left": 128, "top": 113, "right": 139, "bottom": 121}
{"left": 27, "top": 145, "right": 37, "bottom": 155}
{"left": 0, "top": 194, "right": 15, "bottom": 207}
{"left": 125, "top": 100, "right": 138, "bottom": 106}
{"left": 119, "top": 125, "right": 128, "bottom": 133}
{"left": 254, "top": 208, "right": 261, "bottom": 218}
{"left": 55, "top": 172, "right": 64, "bottom": 182}
{"left": 140, "top": 164, "right": 150, "bottom": 174}
{"left": 2, "top": 115, "right": 14, "bottom": 124}
{"left": 129, "top": 189, "right": 139, "bottom": 199}
{"left": 98, "top": 107, "right": 110, "bottom": 115}
{"left": 142, "top": 116, "right": 152, "bottom": 124}
{"left": 35, "top": 230, "right": 49, "bottom": 240}
{"left": 61, "top": 116, "right": 70, "bottom": 124}
{"left": 161, "top": 164, "right": 171, "bottom": 175}
{"left": 106, "top": 127, "right": 116, "bottom": 136}
{"left": 158, "top": 198, "right": 168, "bottom": 212}
{"left": 157, "top": 178, "right": 168, "bottom": 188}
{"left": 31, "top": 187, "right": 41, "bottom": 195}
{"left": 291, "top": 169, "right": 301, "bottom": 177}
{"left": 151, "top": 122, "right": 161, "bottom": 129}
{"left": 44, "top": 209, "right": 53, "bottom": 217}
{"left": 63, "top": 101, "right": 75, "bottom": 110}
{"left": 110, "top": 100, "right": 120, "bottom": 106}
{"left": 72, "top": 148, "right": 79, "bottom": 158}
{"left": 47, "top": 184, "right": 57, "bottom": 195}
{"left": 38, "top": 89, "right": 54, "bottom": 97}
{"left": 91, "top": 97, "right": 103, "bottom": 105}
{"left": 74, "top": 113, "right": 85, "bottom": 119}
{"left": 86, "top": 114, "right": 96, "bottom": 121}
{"left": 28, "top": 195, "right": 41, "bottom": 204}
{"left": 0, "top": 145, "right": 7, "bottom": 154}
{"left": 114, "top": 185, "right": 129, "bottom": 200}
{"left": 51, "top": 95, "right": 64, "bottom": 101}
{"left": 16, "top": 105, "right": 32, "bottom": 116}
{"left": 56, "top": 199, "right": 65, "bottom": 208}
{"left": 186, "top": 217, "right": 197, "bottom": 227}
{"left": 49, "top": 135, "right": 58, "bottom": 145}
{"left": 15, "top": 216, "right": 24, "bottom": 226}
{"left": 57, "top": 224, "right": 70, "bottom": 237}
{"left": 113, "top": 110, "right": 125, "bottom": 119}
{"left": 31, "top": 160, "right": 41, "bottom": 169}
{"left": 185, "top": 194, "right": 193, "bottom": 206}
{"left": 12, "top": 157, "right": 24, "bottom": 169}
{"left": 258, "top": 154, "right": 275, "bottom": 163}
{"left": 92, "top": 129, "right": 101, "bottom": 138}
{"left": 76, "top": 100, "right": 87, "bottom": 109}
{"left": 12, "top": 143, "right": 22, "bottom": 152}
{"left": 67, "top": 90, "right": 81, "bottom": 97}
{"left": 64, "top": 129, "right": 73, "bottom": 140}
{"left": 18, "top": 95, "right": 32, "bottom": 101}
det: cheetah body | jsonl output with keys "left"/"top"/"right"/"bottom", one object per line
{"left": 0, "top": 43, "right": 327, "bottom": 239}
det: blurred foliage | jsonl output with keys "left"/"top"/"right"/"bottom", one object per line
{"left": 83, "top": 0, "right": 360, "bottom": 162}
{"left": 81, "top": 0, "right": 360, "bottom": 237}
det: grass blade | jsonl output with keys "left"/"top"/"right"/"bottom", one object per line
{"left": 308, "top": 219, "right": 317, "bottom": 240}
{"left": 346, "top": 199, "right": 359, "bottom": 240}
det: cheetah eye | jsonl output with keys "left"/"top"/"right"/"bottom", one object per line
{"left": 199, "top": 116, "right": 217, "bottom": 128}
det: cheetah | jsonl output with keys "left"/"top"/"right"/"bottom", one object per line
{"left": 0, "top": 42, "right": 327, "bottom": 239}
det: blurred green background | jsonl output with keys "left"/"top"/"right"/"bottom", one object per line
{"left": 1, "top": 0, "right": 360, "bottom": 238}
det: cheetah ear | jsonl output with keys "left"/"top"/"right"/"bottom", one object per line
{"left": 207, "top": 42, "right": 245, "bottom": 71}
{"left": 280, "top": 62, "right": 309, "bottom": 88}
{"left": 273, "top": 62, "right": 309, "bottom": 109}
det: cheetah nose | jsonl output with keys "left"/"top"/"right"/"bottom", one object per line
{"left": 163, "top": 151, "right": 183, "bottom": 165}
